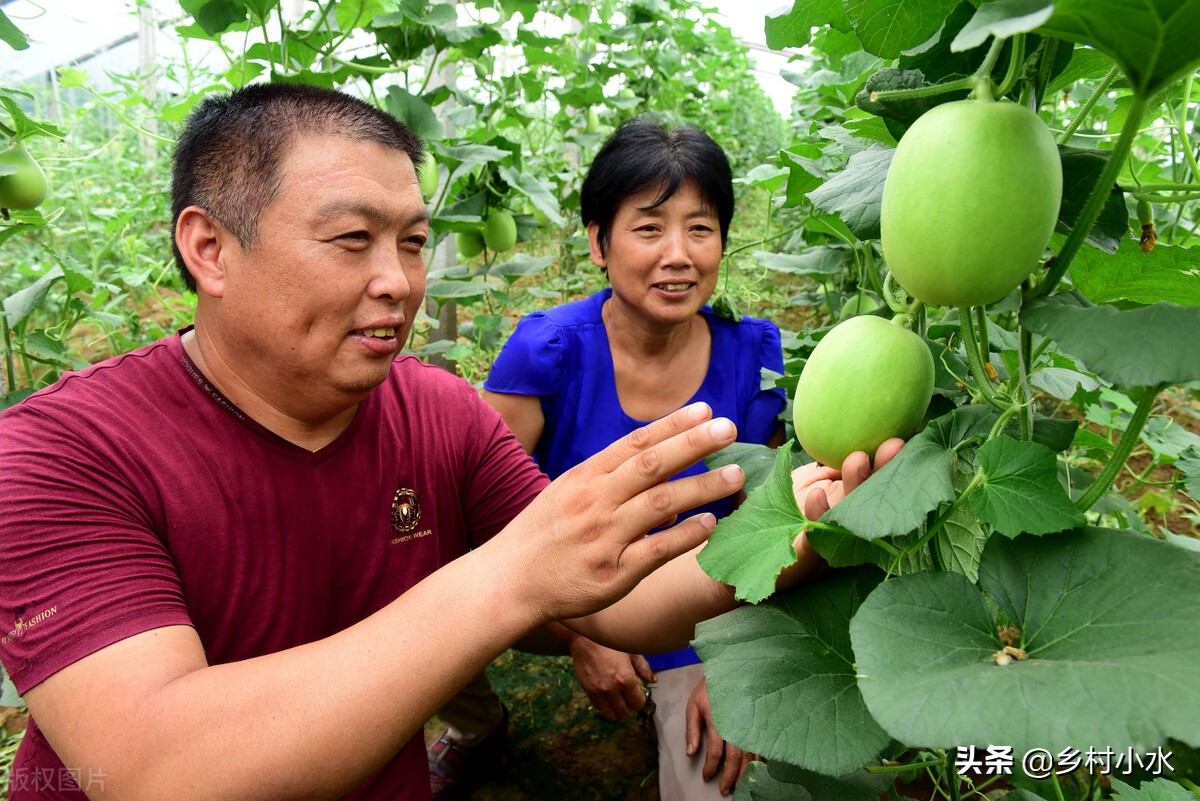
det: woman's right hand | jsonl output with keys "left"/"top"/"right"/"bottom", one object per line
{"left": 568, "top": 636, "right": 656, "bottom": 721}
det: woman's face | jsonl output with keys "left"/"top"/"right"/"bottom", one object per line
{"left": 588, "top": 179, "right": 723, "bottom": 328}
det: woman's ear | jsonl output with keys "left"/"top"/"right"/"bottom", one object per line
{"left": 175, "top": 206, "right": 232, "bottom": 298}
{"left": 586, "top": 221, "right": 607, "bottom": 271}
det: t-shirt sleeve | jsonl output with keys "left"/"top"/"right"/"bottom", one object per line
{"left": 0, "top": 406, "right": 192, "bottom": 694}
{"left": 483, "top": 313, "right": 564, "bottom": 397}
{"left": 742, "top": 318, "right": 788, "bottom": 445}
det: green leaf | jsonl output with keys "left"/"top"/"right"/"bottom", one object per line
{"left": 733, "top": 761, "right": 894, "bottom": 801}
{"left": 851, "top": 527, "right": 1200, "bottom": 756}
{"left": 0, "top": 8, "right": 29, "bottom": 50}
{"left": 970, "top": 436, "right": 1085, "bottom": 537}
{"left": 694, "top": 568, "right": 892, "bottom": 776}
{"left": 487, "top": 253, "right": 552, "bottom": 282}
{"left": 816, "top": 418, "right": 958, "bottom": 545}
{"left": 383, "top": 86, "right": 443, "bottom": 144}
{"left": 844, "top": 0, "right": 962, "bottom": 58}
{"left": 1111, "top": 779, "right": 1196, "bottom": 801}
{"left": 806, "top": 147, "right": 893, "bottom": 241}
{"left": 698, "top": 448, "right": 807, "bottom": 603}
{"left": 1046, "top": 48, "right": 1119, "bottom": 96}
{"left": 704, "top": 442, "right": 780, "bottom": 495}
{"left": 1180, "top": 446, "right": 1200, "bottom": 499}
{"left": 935, "top": 463, "right": 991, "bottom": 582}
{"left": 1020, "top": 294, "right": 1200, "bottom": 387}
{"left": 181, "top": 0, "right": 248, "bottom": 35}
{"left": 1057, "top": 147, "right": 1130, "bottom": 254}
{"left": 2, "top": 267, "right": 65, "bottom": 327}
{"left": 1070, "top": 240, "right": 1200, "bottom": 306}
{"left": 336, "top": 0, "right": 385, "bottom": 31}
{"left": 438, "top": 142, "right": 511, "bottom": 176}
{"left": 779, "top": 145, "right": 828, "bottom": 204}
{"left": 424, "top": 279, "right": 494, "bottom": 300}
{"left": 754, "top": 247, "right": 852, "bottom": 277}
{"left": 497, "top": 166, "right": 566, "bottom": 227}
{"left": 1038, "top": 0, "right": 1200, "bottom": 98}
{"left": 1030, "top": 366, "right": 1104, "bottom": 399}
{"left": 952, "top": 0, "right": 1055, "bottom": 51}
{"left": 764, "top": 0, "right": 851, "bottom": 50}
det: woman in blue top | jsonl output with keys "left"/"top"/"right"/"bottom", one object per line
{"left": 441, "top": 118, "right": 784, "bottom": 800}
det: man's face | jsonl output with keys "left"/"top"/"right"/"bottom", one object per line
{"left": 211, "top": 133, "right": 429, "bottom": 416}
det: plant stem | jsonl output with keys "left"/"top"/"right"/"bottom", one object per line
{"left": 946, "top": 752, "right": 964, "bottom": 801}
{"left": 2, "top": 318, "right": 16, "bottom": 394}
{"left": 961, "top": 310, "right": 1002, "bottom": 407}
{"left": 722, "top": 222, "right": 805, "bottom": 258}
{"left": 1175, "top": 74, "right": 1200, "bottom": 181}
{"left": 1050, "top": 772, "right": 1067, "bottom": 801}
{"left": 868, "top": 756, "right": 947, "bottom": 773}
{"left": 901, "top": 470, "right": 985, "bottom": 560}
{"left": 1059, "top": 66, "right": 1119, "bottom": 144}
{"left": 1076, "top": 382, "right": 1168, "bottom": 511}
{"left": 994, "top": 34, "right": 1026, "bottom": 98}
{"left": 1035, "top": 92, "right": 1149, "bottom": 298}
{"left": 870, "top": 76, "right": 975, "bottom": 104}
{"left": 972, "top": 38, "right": 1007, "bottom": 93}
{"left": 1017, "top": 325, "right": 1034, "bottom": 440}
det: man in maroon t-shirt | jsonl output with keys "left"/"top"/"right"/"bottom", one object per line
{"left": 0, "top": 84, "right": 895, "bottom": 801}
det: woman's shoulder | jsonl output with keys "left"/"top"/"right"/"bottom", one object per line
{"left": 703, "top": 306, "right": 780, "bottom": 343}
{"left": 536, "top": 288, "right": 609, "bottom": 328}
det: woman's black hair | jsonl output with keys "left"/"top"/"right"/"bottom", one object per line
{"left": 580, "top": 117, "right": 734, "bottom": 256}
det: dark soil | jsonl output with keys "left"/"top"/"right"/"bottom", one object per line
{"left": 424, "top": 651, "right": 660, "bottom": 801}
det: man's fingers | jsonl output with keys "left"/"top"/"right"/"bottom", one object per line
{"left": 604, "top": 416, "right": 739, "bottom": 505}
{"left": 616, "top": 465, "right": 742, "bottom": 545}
{"left": 839, "top": 450, "right": 872, "bottom": 493}
{"left": 619, "top": 513, "right": 717, "bottom": 581}
{"left": 631, "top": 655, "right": 655, "bottom": 684}
{"left": 801, "top": 484, "right": 830, "bottom": 522}
{"left": 875, "top": 437, "right": 905, "bottom": 469}
{"left": 583, "top": 402, "right": 714, "bottom": 474}
{"left": 719, "top": 746, "right": 745, "bottom": 794}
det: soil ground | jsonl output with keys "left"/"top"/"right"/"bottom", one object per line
{"left": 424, "top": 651, "right": 661, "bottom": 801}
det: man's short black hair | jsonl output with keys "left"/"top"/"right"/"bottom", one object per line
{"left": 171, "top": 82, "right": 424, "bottom": 291}
{"left": 580, "top": 117, "right": 734, "bottom": 257}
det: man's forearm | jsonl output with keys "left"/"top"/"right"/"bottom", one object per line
{"left": 28, "top": 546, "right": 536, "bottom": 801}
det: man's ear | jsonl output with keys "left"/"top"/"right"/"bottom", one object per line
{"left": 586, "top": 221, "right": 607, "bottom": 270}
{"left": 175, "top": 206, "right": 233, "bottom": 298}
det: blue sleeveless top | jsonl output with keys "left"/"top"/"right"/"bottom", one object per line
{"left": 485, "top": 288, "right": 786, "bottom": 670}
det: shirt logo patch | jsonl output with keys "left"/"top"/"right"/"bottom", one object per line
{"left": 391, "top": 488, "right": 422, "bottom": 534}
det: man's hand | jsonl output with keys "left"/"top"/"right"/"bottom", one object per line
{"left": 567, "top": 637, "right": 655, "bottom": 721}
{"left": 485, "top": 402, "right": 744, "bottom": 627}
{"left": 685, "top": 675, "right": 757, "bottom": 795}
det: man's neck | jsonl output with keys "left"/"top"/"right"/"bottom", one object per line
{"left": 181, "top": 328, "right": 359, "bottom": 452}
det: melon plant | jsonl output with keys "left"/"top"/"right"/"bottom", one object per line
{"left": 484, "top": 210, "right": 517, "bottom": 252}
{"left": 694, "top": 3, "right": 1200, "bottom": 800}
{"left": 880, "top": 97, "right": 1062, "bottom": 308}
{"left": 456, "top": 230, "right": 485, "bottom": 260}
{"left": 0, "top": 141, "right": 49, "bottom": 211}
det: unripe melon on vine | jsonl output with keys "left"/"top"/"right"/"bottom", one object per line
{"left": 484, "top": 210, "right": 517, "bottom": 252}
{"left": 880, "top": 98, "right": 1062, "bottom": 307}
{"left": 457, "top": 230, "right": 485, "bottom": 259}
{"left": 0, "top": 143, "right": 49, "bottom": 210}
{"left": 416, "top": 151, "right": 438, "bottom": 199}
{"left": 793, "top": 315, "right": 934, "bottom": 468}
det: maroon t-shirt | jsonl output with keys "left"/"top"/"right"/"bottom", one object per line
{"left": 0, "top": 330, "right": 548, "bottom": 800}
